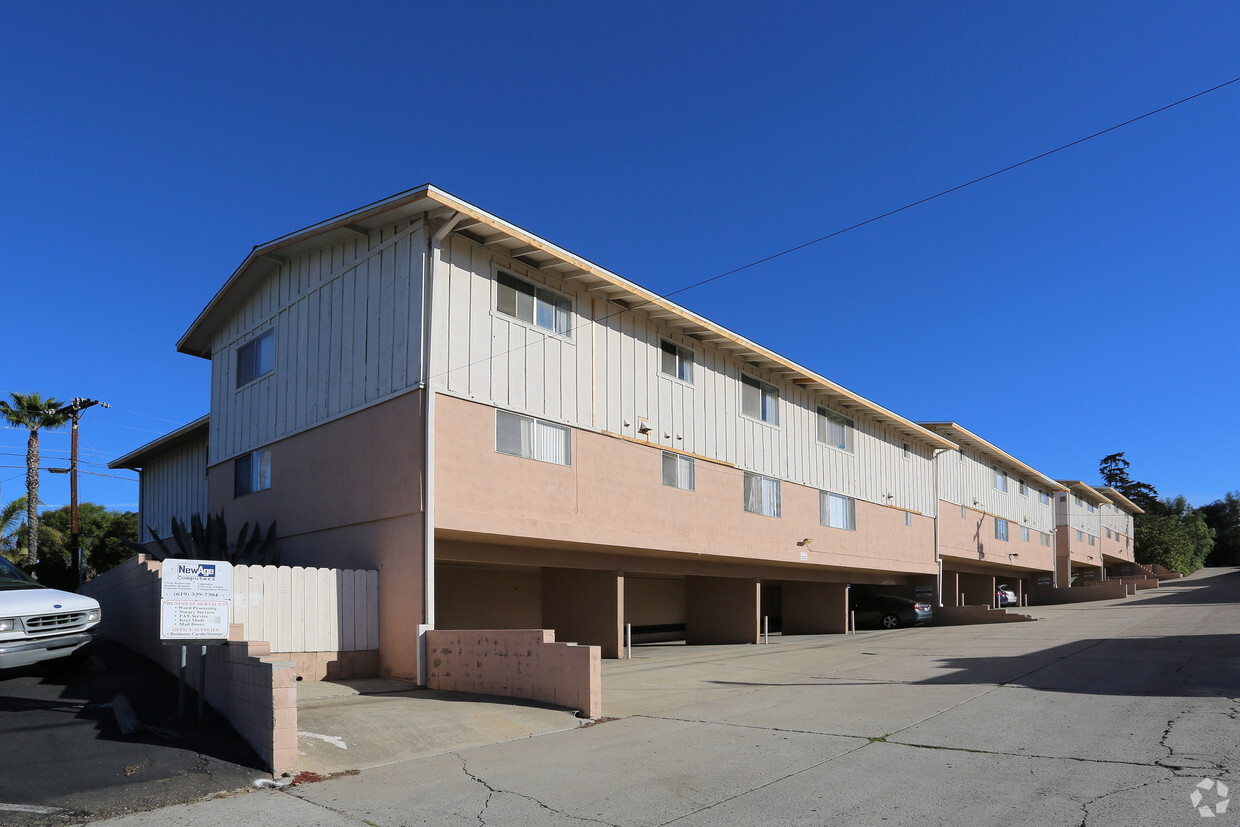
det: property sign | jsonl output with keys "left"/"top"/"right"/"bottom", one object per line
{"left": 160, "top": 560, "right": 233, "bottom": 642}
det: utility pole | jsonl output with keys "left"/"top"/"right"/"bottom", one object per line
{"left": 50, "top": 398, "right": 109, "bottom": 589}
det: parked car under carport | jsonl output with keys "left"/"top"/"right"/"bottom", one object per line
{"left": 848, "top": 588, "right": 933, "bottom": 629}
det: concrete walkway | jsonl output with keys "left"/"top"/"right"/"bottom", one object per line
{"left": 83, "top": 567, "right": 1240, "bottom": 825}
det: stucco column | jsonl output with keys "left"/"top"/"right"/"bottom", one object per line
{"left": 685, "top": 576, "right": 760, "bottom": 645}
{"left": 541, "top": 568, "right": 624, "bottom": 658}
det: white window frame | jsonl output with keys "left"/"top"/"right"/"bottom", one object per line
{"left": 819, "top": 491, "right": 856, "bottom": 530}
{"left": 1020, "top": 525, "right": 1030, "bottom": 542}
{"left": 495, "top": 270, "right": 573, "bottom": 337}
{"left": 743, "top": 472, "right": 781, "bottom": 517}
{"left": 995, "top": 518, "right": 1008, "bottom": 541}
{"left": 902, "top": 442, "right": 912, "bottom": 460}
{"left": 661, "top": 451, "right": 695, "bottom": 490}
{"left": 1039, "top": 491, "right": 1050, "bottom": 505}
{"left": 816, "top": 407, "right": 854, "bottom": 452}
{"left": 994, "top": 467, "right": 1008, "bottom": 492}
{"left": 1088, "top": 534, "right": 1096, "bottom": 546}
{"left": 1019, "top": 480, "right": 1028, "bottom": 496}
{"left": 741, "top": 375, "right": 779, "bottom": 425}
{"left": 1076, "top": 529, "right": 1084, "bottom": 542}
{"left": 660, "top": 340, "right": 694, "bottom": 384}
{"left": 905, "top": 511, "right": 913, "bottom": 526}
{"left": 236, "top": 329, "right": 274, "bottom": 389}
{"left": 235, "top": 447, "right": 271, "bottom": 496}
{"left": 495, "top": 410, "right": 572, "bottom": 466}
{"left": 1041, "top": 532, "right": 1051, "bottom": 547}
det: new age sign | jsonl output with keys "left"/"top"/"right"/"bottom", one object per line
{"left": 160, "top": 560, "right": 234, "bottom": 641}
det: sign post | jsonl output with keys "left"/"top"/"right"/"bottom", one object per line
{"left": 160, "top": 560, "right": 233, "bottom": 721}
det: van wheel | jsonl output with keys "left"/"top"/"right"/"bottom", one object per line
{"left": 880, "top": 614, "right": 901, "bottom": 629}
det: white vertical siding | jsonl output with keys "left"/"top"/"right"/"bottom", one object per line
{"left": 207, "top": 221, "right": 427, "bottom": 464}
{"left": 138, "top": 435, "right": 209, "bottom": 543}
{"left": 937, "top": 448, "right": 1055, "bottom": 533}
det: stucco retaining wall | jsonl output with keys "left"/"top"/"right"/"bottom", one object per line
{"left": 425, "top": 629, "right": 601, "bottom": 718}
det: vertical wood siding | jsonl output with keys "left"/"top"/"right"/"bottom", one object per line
{"left": 208, "top": 222, "right": 427, "bottom": 464}
{"left": 138, "top": 436, "right": 208, "bottom": 543}
{"left": 937, "top": 449, "right": 1055, "bottom": 532}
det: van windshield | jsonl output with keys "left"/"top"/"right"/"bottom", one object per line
{"left": 0, "top": 557, "right": 43, "bottom": 591}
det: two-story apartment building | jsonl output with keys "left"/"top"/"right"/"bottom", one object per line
{"left": 1095, "top": 486, "right": 1141, "bottom": 574}
{"left": 919, "top": 423, "right": 1066, "bottom": 607}
{"left": 114, "top": 185, "right": 962, "bottom": 681}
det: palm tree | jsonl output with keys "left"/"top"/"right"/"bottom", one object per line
{"left": 0, "top": 393, "right": 69, "bottom": 566}
{"left": 1, "top": 495, "right": 26, "bottom": 564}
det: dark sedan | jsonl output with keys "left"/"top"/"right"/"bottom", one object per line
{"left": 849, "top": 590, "right": 933, "bottom": 629}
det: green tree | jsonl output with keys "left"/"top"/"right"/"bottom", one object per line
{"left": 36, "top": 503, "right": 138, "bottom": 587}
{"left": 1098, "top": 452, "right": 1161, "bottom": 512}
{"left": 1, "top": 496, "right": 26, "bottom": 564}
{"left": 1199, "top": 492, "right": 1240, "bottom": 566}
{"left": 1134, "top": 499, "right": 1214, "bottom": 574}
{"left": 0, "top": 393, "right": 69, "bottom": 566}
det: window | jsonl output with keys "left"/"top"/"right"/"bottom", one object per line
{"left": 902, "top": 442, "right": 911, "bottom": 460}
{"left": 905, "top": 511, "right": 913, "bottom": 526}
{"left": 995, "top": 518, "right": 1008, "bottom": 541}
{"left": 1105, "top": 527, "right": 1112, "bottom": 538}
{"left": 1039, "top": 491, "right": 1050, "bottom": 505}
{"left": 961, "top": 505, "right": 967, "bottom": 519}
{"left": 1087, "top": 502, "right": 1095, "bottom": 513}
{"left": 1074, "top": 497, "right": 1083, "bottom": 507}
{"left": 820, "top": 491, "right": 855, "bottom": 530}
{"left": 660, "top": 341, "right": 694, "bottom": 383}
{"left": 496, "top": 271, "right": 572, "bottom": 336}
{"left": 994, "top": 468, "right": 1007, "bottom": 492}
{"left": 1076, "top": 530, "right": 1084, "bottom": 542}
{"left": 1021, "top": 525, "right": 1030, "bottom": 542}
{"left": 1088, "top": 534, "right": 1096, "bottom": 546}
{"left": 816, "top": 407, "right": 853, "bottom": 451}
{"left": 235, "top": 447, "right": 271, "bottom": 496}
{"left": 495, "top": 410, "right": 571, "bottom": 466}
{"left": 743, "top": 472, "right": 781, "bottom": 517}
{"left": 1019, "top": 480, "right": 1028, "bottom": 496}
{"left": 661, "top": 451, "right": 695, "bottom": 490}
{"left": 741, "top": 375, "right": 779, "bottom": 425}
{"left": 236, "top": 330, "right": 274, "bottom": 388}
{"left": 1041, "top": 532, "right": 1051, "bottom": 547}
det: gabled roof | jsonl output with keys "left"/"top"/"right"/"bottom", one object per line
{"left": 109, "top": 415, "right": 209, "bottom": 470}
{"left": 1095, "top": 486, "right": 1146, "bottom": 514}
{"left": 176, "top": 184, "right": 956, "bottom": 450}
{"left": 1057, "top": 480, "right": 1114, "bottom": 506}
{"left": 918, "top": 422, "right": 1066, "bottom": 492}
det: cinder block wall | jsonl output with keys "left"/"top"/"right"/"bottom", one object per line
{"left": 425, "top": 629, "right": 601, "bottom": 718}
{"left": 81, "top": 556, "right": 298, "bottom": 775}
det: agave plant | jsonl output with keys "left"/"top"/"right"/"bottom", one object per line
{"left": 128, "top": 512, "right": 279, "bottom": 566}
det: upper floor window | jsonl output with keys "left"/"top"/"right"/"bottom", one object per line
{"left": 1105, "top": 527, "right": 1112, "bottom": 538}
{"left": 1018, "top": 480, "right": 1028, "bottom": 496}
{"left": 1076, "top": 529, "right": 1084, "bottom": 542}
{"left": 236, "top": 330, "right": 274, "bottom": 388}
{"left": 496, "top": 271, "right": 571, "bottom": 336}
{"left": 495, "top": 410, "right": 571, "bottom": 466}
{"left": 902, "top": 442, "right": 912, "bottom": 460}
{"left": 816, "top": 407, "right": 853, "bottom": 452}
{"left": 743, "top": 472, "right": 781, "bottom": 517}
{"left": 820, "top": 491, "right": 856, "bottom": 530}
{"left": 995, "top": 518, "right": 1008, "bottom": 541}
{"left": 1039, "top": 491, "right": 1050, "bottom": 505}
{"left": 235, "top": 447, "right": 271, "bottom": 497}
{"left": 660, "top": 341, "right": 694, "bottom": 383}
{"left": 1074, "top": 496, "right": 1083, "bottom": 507}
{"left": 661, "top": 451, "right": 695, "bottom": 490}
{"left": 741, "top": 375, "right": 779, "bottom": 425}
{"left": 994, "top": 468, "right": 1007, "bottom": 492}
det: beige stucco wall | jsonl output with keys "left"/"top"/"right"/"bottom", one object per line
{"left": 938, "top": 502, "right": 1053, "bottom": 574}
{"left": 435, "top": 394, "right": 935, "bottom": 577}
{"left": 208, "top": 390, "right": 426, "bottom": 680}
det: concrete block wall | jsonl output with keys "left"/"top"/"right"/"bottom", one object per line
{"left": 81, "top": 555, "right": 298, "bottom": 775}
{"left": 934, "top": 605, "right": 1035, "bottom": 625}
{"left": 426, "top": 629, "right": 601, "bottom": 719}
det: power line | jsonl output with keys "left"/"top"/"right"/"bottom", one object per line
{"left": 423, "top": 74, "right": 1240, "bottom": 385}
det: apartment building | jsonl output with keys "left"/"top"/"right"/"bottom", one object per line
{"left": 1054, "top": 481, "right": 1118, "bottom": 586}
{"left": 112, "top": 185, "right": 968, "bottom": 680}
{"left": 919, "top": 423, "right": 1067, "bottom": 606}
{"left": 1095, "top": 486, "right": 1141, "bottom": 574}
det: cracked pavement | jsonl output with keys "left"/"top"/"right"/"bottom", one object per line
{"left": 86, "top": 567, "right": 1239, "bottom": 826}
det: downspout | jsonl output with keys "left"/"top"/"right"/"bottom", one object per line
{"left": 418, "top": 211, "right": 463, "bottom": 686}
{"left": 932, "top": 447, "right": 948, "bottom": 608}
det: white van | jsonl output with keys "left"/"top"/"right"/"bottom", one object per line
{"left": 0, "top": 556, "right": 101, "bottom": 669}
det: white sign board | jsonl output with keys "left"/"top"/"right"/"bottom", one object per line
{"left": 160, "top": 560, "right": 233, "bottom": 642}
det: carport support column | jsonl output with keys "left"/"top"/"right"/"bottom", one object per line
{"left": 685, "top": 576, "right": 760, "bottom": 645}
{"left": 782, "top": 581, "right": 848, "bottom": 634}
{"left": 541, "top": 569, "right": 624, "bottom": 658}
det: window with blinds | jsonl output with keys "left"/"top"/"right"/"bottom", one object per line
{"left": 495, "top": 410, "right": 571, "bottom": 466}
{"left": 496, "top": 271, "right": 572, "bottom": 336}
{"left": 743, "top": 472, "right": 781, "bottom": 517}
{"left": 820, "top": 491, "right": 856, "bottom": 530}
{"left": 816, "top": 407, "right": 853, "bottom": 452}
{"left": 661, "top": 451, "right": 695, "bottom": 490}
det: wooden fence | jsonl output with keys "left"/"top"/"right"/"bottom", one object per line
{"left": 231, "top": 565, "right": 379, "bottom": 654}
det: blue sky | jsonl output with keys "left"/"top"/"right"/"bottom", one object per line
{"left": 2, "top": 1, "right": 1237, "bottom": 512}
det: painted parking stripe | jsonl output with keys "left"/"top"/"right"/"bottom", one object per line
{"left": 0, "top": 803, "right": 73, "bottom": 814}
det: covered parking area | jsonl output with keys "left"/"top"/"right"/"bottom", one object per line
{"left": 434, "top": 536, "right": 931, "bottom": 656}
